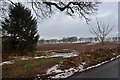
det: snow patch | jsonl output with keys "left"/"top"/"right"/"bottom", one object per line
{"left": 0, "top": 60, "right": 14, "bottom": 66}
{"left": 50, "top": 53, "right": 78, "bottom": 58}
{"left": 21, "top": 57, "right": 30, "bottom": 60}
{"left": 113, "top": 53, "right": 116, "bottom": 55}
{"left": 46, "top": 64, "right": 83, "bottom": 79}
{"left": 52, "top": 68, "right": 75, "bottom": 78}
{"left": 116, "top": 55, "right": 120, "bottom": 58}
{"left": 110, "top": 57, "right": 116, "bottom": 61}
{"left": 47, "top": 64, "right": 63, "bottom": 74}
{"left": 86, "top": 42, "right": 99, "bottom": 45}
{"left": 34, "top": 56, "right": 48, "bottom": 59}
{"left": 34, "top": 53, "right": 78, "bottom": 59}
{"left": 81, "top": 62, "right": 86, "bottom": 65}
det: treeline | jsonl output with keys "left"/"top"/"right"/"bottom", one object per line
{"left": 38, "top": 36, "right": 119, "bottom": 44}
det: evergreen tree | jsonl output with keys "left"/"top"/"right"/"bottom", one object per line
{"left": 2, "top": 3, "right": 39, "bottom": 53}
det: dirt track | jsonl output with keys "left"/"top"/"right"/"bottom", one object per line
{"left": 37, "top": 42, "right": 118, "bottom": 53}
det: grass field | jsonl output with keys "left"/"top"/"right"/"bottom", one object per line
{"left": 2, "top": 58, "right": 65, "bottom": 78}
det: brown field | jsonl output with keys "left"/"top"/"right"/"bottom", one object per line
{"left": 37, "top": 42, "right": 118, "bottom": 53}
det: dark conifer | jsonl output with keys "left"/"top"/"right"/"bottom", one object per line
{"left": 2, "top": 3, "right": 39, "bottom": 53}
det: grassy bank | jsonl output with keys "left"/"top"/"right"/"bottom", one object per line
{"left": 60, "top": 46, "right": 120, "bottom": 70}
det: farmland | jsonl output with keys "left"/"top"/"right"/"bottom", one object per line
{"left": 37, "top": 42, "right": 118, "bottom": 53}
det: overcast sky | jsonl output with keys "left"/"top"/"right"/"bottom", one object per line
{"left": 37, "top": 2, "right": 118, "bottom": 40}
{"left": 2, "top": 1, "right": 118, "bottom": 39}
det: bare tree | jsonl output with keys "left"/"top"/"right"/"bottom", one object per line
{"left": 90, "top": 20, "right": 113, "bottom": 44}
{"left": 1, "top": 0, "right": 101, "bottom": 23}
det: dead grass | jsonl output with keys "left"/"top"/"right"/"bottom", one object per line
{"left": 60, "top": 46, "right": 120, "bottom": 70}
{"left": 37, "top": 42, "right": 118, "bottom": 53}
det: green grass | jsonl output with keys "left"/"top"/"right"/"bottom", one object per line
{"left": 2, "top": 58, "right": 65, "bottom": 78}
